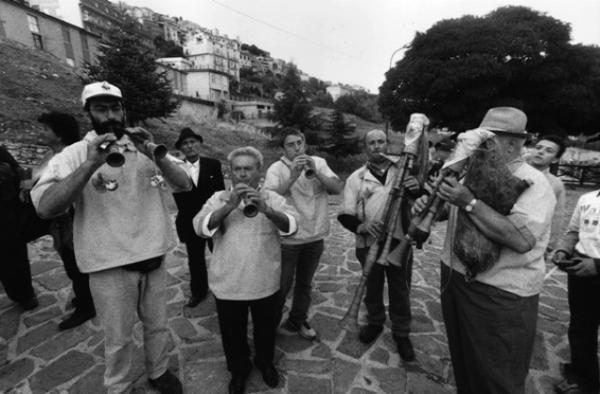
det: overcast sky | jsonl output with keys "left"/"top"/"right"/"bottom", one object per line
{"left": 119, "top": 0, "right": 600, "bottom": 92}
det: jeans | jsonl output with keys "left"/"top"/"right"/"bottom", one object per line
{"left": 89, "top": 258, "right": 169, "bottom": 394}
{"left": 275, "top": 240, "right": 324, "bottom": 327}
{"left": 441, "top": 263, "right": 538, "bottom": 394}
{"left": 355, "top": 243, "right": 413, "bottom": 337}
{"left": 567, "top": 273, "right": 600, "bottom": 391}
{"left": 215, "top": 291, "right": 280, "bottom": 375}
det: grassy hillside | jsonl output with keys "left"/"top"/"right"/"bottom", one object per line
{"left": 0, "top": 37, "right": 384, "bottom": 178}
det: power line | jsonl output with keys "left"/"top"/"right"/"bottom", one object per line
{"left": 210, "top": 0, "right": 358, "bottom": 59}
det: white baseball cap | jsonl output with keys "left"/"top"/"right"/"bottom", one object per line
{"left": 81, "top": 81, "right": 122, "bottom": 108}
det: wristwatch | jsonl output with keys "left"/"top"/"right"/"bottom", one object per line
{"left": 464, "top": 198, "right": 478, "bottom": 213}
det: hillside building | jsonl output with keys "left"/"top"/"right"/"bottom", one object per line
{"left": 326, "top": 84, "right": 352, "bottom": 101}
{"left": 183, "top": 28, "right": 240, "bottom": 81}
{"left": 0, "top": 0, "right": 100, "bottom": 68}
{"left": 156, "top": 57, "right": 230, "bottom": 102}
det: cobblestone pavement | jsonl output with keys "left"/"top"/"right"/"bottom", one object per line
{"left": 0, "top": 196, "right": 582, "bottom": 394}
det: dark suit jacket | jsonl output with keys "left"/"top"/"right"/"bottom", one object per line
{"left": 173, "top": 157, "right": 225, "bottom": 243}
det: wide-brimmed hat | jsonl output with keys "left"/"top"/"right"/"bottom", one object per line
{"left": 479, "top": 107, "right": 533, "bottom": 138}
{"left": 81, "top": 81, "right": 122, "bottom": 109}
{"left": 175, "top": 127, "right": 203, "bottom": 149}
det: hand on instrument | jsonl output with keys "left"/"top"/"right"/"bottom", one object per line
{"left": 289, "top": 155, "right": 309, "bottom": 180}
{"left": 243, "top": 188, "right": 268, "bottom": 213}
{"left": 403, "top": 176, "right": 420, "bottom": 193}
{"left": 411, "top": 195, "right": 428, "bottom": 216}
{"left": 357, "top": 220, "right": 383, "bottom": 239}
{"left": 551, "top": 250, "right": 568, "bottom": 265}
{"left": 126, "top": 127, "right": 154, "bottom": 158}
{"left": 226, "top": 183, "right": 250, "bottom": 208}
{"left": 567, "top": 257, "right": 598, "bottom": 277}
{"left": 87, "top": 133, "right": 117, "bottom": 168}
{"left": 437, "top": 177, "right": 474, "bottom": 208}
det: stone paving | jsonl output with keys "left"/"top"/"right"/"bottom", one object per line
{"left": 0, "top": 195, "right": 586, "bottom": 394}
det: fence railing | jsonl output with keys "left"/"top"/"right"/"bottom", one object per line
{"left": 557, "top": 164, "right": 600, "bottom": 186}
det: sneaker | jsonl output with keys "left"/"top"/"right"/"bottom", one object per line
{"left": 298, "top": 321, "right": 317, "bottom": 340}
{"left": 277, "top": 319, "right": 300, "bottom": 335}
{"left": 358, "top": 324, "right": 383, "bottom": 344}
{"left": 394, "top": 336, "right": 416, "bottom": 362}
{"left": 149, "top": 369, "right": 183, "bottom": 394}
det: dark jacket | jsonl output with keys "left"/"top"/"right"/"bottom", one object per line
{"left": 173, "top": 157, "right": 225, "bottom": 242}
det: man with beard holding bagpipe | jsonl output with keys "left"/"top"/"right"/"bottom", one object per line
{"left": 337, "top": 116, "right": 429, "bottom": 362}
{"left": 412, "top": 107, "right": 556, "bottom": 394}
{"left": 31, "top": 81, "right": 190, "bottom": 394}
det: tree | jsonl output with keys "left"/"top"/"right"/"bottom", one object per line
{"left": 153, "top": 36, "right": 184, "bottom": 58}
{"left": 86, "top": 21, "right": 177, "bottom": 125}
{"left": 379, "top": 6, "right": 600, "bottom": 135}
{"left": 272, "top": 65, "right": 313, "bottom": 131}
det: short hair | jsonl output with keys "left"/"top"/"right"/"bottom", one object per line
{"left": 37, "top": 111, "right": 80, "bottom": 146}
{"left": 364, "top": 129, "right": 387, "bottom": 144}
{"left": 536, "top": 134, "right": 566, "bottom": 159}
{"left": 227, "top": 146, "right": 264, "bottom": 168}
{"left": 279, "top": 127, "right": 304, "bottom": 147}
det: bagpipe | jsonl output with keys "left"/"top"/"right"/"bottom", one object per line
{"left": 340, "top": 114, "right": 429, "bottom": 331}
{"left": 389, "top": 128, "right": 532, "bottom": 280}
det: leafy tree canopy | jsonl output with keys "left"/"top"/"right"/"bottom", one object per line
{"left": 379, "top": 6, "right": 600, "bottom": 135}
{"left": 272, "top": 65, "right": 313, "bottom": 131}
{"left": 86, "top": 21, "right": 177, "bottom": 125}
{"left": 241, "top": 43, "right": 269, "bottom": 57}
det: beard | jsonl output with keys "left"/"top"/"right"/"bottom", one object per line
{"left": 90, "top": 115, "right": 125, "bottom": 139}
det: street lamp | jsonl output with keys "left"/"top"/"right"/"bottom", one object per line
{"left": 384, "top": 46, "right": 406, "bottom": 133}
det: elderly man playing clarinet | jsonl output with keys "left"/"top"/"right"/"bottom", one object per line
{"left": 413, "top": 107, "right": 555, "bottom": 394}
{"left": 194, "top": 146, "right": 299, "bottom": 394}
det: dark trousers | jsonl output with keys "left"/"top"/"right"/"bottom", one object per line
{"left": 276, "top": 240, "right": 324, "bottom": 327}
{"left": 56, "top": 245, "right": 94, "bottom": 312}
{"left": 215, "top": 291, "right": 279, "bottom": 375}
{"left": 440, "top": 263, "right": 538, "bottom": 394}
{"left": 185, "top": 237, "right": 208, "bottom": 298}
{"left": 567, "top": 273, "right": 600, "bottom": 391}
{"left": 0, "top": 242, "right": 34, "bottom": 303}
{"left": 355, "top": 243, "right": 413, "bottom": 337}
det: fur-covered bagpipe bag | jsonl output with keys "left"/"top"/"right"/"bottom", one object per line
{"left": 453, "top": 137, "right": 531, "bottom": 279}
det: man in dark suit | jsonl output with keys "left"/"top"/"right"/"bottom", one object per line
{"left": 173, "top": 128, "right": 225, "bottom": 307}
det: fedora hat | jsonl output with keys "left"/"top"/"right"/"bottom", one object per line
{"left": 175, "top": 127, "right": 203, "bottom": 149}
{"left": 479, "top": 107, "right": 533, "bottom": 138}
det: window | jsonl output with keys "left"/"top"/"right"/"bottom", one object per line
{"left": 61, "top": 27, "right": 74, "bottom": 65}
{"left": 81, "top": 34, "right": 90, "bottom": 63}
{"left": 27, "top": 15, "right": 43, "bottom": 50}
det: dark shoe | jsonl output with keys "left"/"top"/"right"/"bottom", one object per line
{"left": 555, "top": 378, "right": 585, "bottom": 394}
{"left": 149, "top": 369, "right": 183, "bottom": 394}
{"left": 358, "top": 324, "right": 383, "bottom": 344}
{"left": 186, "top": 293, "right": 207, "bottom": 308}
{"left": 257, "top": 363, "right": 279, "bottom": 388}
{"left": 228, "top": 374, "right": 247, "bottom": 394}
{"left": 395, "top": 336, "right": 416, "bottom": 361}
{"left": 59, "top": 309, "right": 96, "bottom": 330}
{"left": 19, "top": 295, "right": 39, "bottom": 311}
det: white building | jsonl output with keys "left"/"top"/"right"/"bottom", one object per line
{"left": 156, "top": 57, "right": 229, "bottom": 102}
{"left": 28, "top": 0, "right": 82, "bottom": 27}
{"left": 183, "top": 29, "right": 240, "bottom": 81}
{"left": 326, "top": 84, "right": 352, "bottom": 101}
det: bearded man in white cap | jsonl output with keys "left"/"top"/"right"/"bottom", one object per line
{"left": 31, "top": 81, "right": 191, "bottom": 394}
{"left": 413, "top": 107, "right": 556, "bottom": 393}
